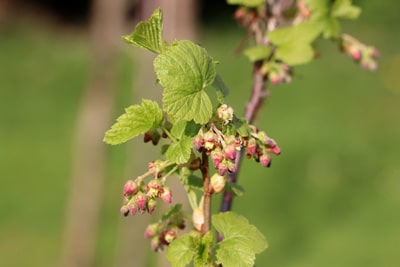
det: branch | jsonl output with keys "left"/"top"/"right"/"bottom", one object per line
{"left": 201, "top": 149, "right": 212, "bottom": 234}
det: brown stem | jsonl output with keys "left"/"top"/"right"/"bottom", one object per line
{"left": 220, "top": 61, "right": 267, "bottom": 213}
{"left": 201, "top": 149, "right": 211, "bottom": 234}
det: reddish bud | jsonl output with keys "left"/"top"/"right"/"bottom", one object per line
{"left": 161, "top": 187, "right": 172, "bottom": 204}
{"left": 218, "top": 161, "right": 228, "bottom": 176}
{"left": 246, "top": 138, "right": 257, "bottom": 156}
{"left": 144, "top": 223, "right": 159, "bottom": 239}
{"left": 146, "top": 179, "right": 163, "bottom": 198}
{"left": 260, "top": 154, "right": 272, "bottom": 167}
{"left": 269, "top": 71, "right": 280, "bottom": 85}
{"left": 227, "top": 161, "right": 237, "bottom": 173}
{"left": 224, "top": 145, "right": 237, "bottom": 160}
{"left": 269, "top": 144, "right": 281, "bottom": 155}
{"left": 147, "top": 198, "right": 157, "bottom": 214}
{"left": 150, "top": 236, "right": 161, "bottom": 251}
{"left": 128, "top": 202, "right": 138, "bottom": 216}
{"left": 135, "top": 192, "right": 147, "bottom": 212}
{"left": 120, "top": 205, "right": 129, "bottom": 216}
{"left": 123, "top": 180, "right": 138, "bottom": 196}
{"left": 210, "top": 173, "right": 226, "bottom": 193}
{"left": 211, "top": 148, "right": 224, "bottom": 168}
{"left": 144, "top": 131, "right": 152, "bottom": 143}
{"left": 349, "top": 46, "right": 362, "bottom": 61}
{"left": 203, "top": 131, "right": 217, "bottom": 150}
{"left": 193, "top": 135, "right": 203, "bottom": 151}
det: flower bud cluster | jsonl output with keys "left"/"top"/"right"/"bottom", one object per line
{"left": 341, "top": 34, "right": 379, "bottom": 71}
{"left": 194, "top": 128, "right": 240, "bottom": 176}
{"left": 144, "top": 212, "right": 185, "bottom": 252}
{"left": 245, "top": 127, "right": 281, "bottom": 168}
{"left": 120, "top": 176, "right": 172, "bottom": 216}
{"left": 261, "top": 61, "right": 292, "bottom": 86}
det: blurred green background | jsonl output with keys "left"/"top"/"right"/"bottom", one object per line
{"left": 1, "top": 0, "right": 399, "bottom": 266}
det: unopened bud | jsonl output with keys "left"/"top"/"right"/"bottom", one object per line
{"left": 123, "top": 180, "right": 138, "bottom": 196}
{"left": 218, "top": 161, "right": 228, "bottom": 176}
{"left": 150, "top": 236, "right": 161, "bottom": 251}
{"left": 161, "top": 187, "right": 172, "bottom": 204}
{"left": 246, "top": 138, "right": 257, "bottom": 156}
{"left": 128, "top": 202, "right": 138, "bottom": 216}
{"left": 193, "top": 135, "right": 203, "bottom": 151}
{"left": 260, "top": 154, "right": 272, "bottom": 167}
{"left": 144, "top": 223, "right": 159, "bottom": 238}
{"left": 192, "top": 208, "right": 204, "bottom": 231}
{"left": 268, "top": 144, "right": 281, "bottom": 155}
{"left": 147, "top": 198, "right": 157, "bottom": 214}
{"left": 210, "top": 173, "right": 226, "bottom": 193}
{"left": 135, "top": 192, "right": 147, "bottom": 212}
{"left": 269, "top": 71, "right": 280, "bottom": 85}
{"left": 211, "top": 148, "right": 224, "bottom": 168}
{"left": 120, "top": 205, "right": 129, "bottom": 216}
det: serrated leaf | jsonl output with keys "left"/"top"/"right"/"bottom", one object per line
{"left": 213, "top": 212, "right": 268, "bottom": 267}
{"left": 212, "top": 74, "right": 230, "bottom": 104}
{"left": 269, "top": 22, "right": 322, "bottom": 65}
{"left": 332, "top": 0, "right": 361, "bottom": 20}
{"left": 122, "top": 8, "right": 163, "bottom": 53}
{"left": 154, "top": 40, "right": 216, "bottom": 124}
{"left": 243, "top": 46, "right": 272, "bottom": 62}
{"left": 104, "top": 99, "right": 162, "bottom": 145}
{"left": 194, "top": 231, "right": 213, "bottom": 267}
{"left": 227, "top": 0, "right": 265, "bottom": 8}
{"left": 166, "top": 121, "right": 201, "bottom": 164}
{"left": 166, "top": 234, "right": 194, "bottom": 267}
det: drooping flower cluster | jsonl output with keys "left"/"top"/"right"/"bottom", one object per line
{"left": 120, "top": 161, "right": 173, "bottom": 216}
{"left": 262, "top": 61, "right": 292, "bottom": 86}
{"left": 144, "top": 207, "right": 185, "bottom": 252}
{"left": 193, "top": 104, "right": 281, "bottom": 177}
{"left": 341, "top": 34, "right": 379, "bottom": 71}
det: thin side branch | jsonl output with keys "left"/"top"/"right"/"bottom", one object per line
{"left": 201, "top": 149, "right": 212, "bottom": 234}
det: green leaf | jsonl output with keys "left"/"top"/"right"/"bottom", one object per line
{"left": 165, "top": 121, "right": 201, "bottom": 164}
{"left": 269, "top": 22, "right": 322, "bottom": 65}
{"left": 213, "top": 212, "right": 268, "bottom": 267}
{"left": 194, "top": 231, "right": 213, "bottom": 267}
{"left": 322, "top": 17, "right": 341, "bottom": 39}
{"left": 332, "top": 0, "right": 361, "bottom": 20}
{"left": 122, "top": 8, "right": 163, "bottom": 53}
{"left": 243, "top": 46, "right": 272, "bottom": 62}
{"left": 166, "top": 234, "right": 194, "bottom": 267}
{"left": 104, "top": 99, "right": 162, "bottom": 145}
{"left": 212, "top": 74, "right": 230, "bottom": 104}
{"left": 154, "top": 40, "right": 217, "bottom": 124}
{"left": 226, "top": 0, "right": 265, "bottom": 8}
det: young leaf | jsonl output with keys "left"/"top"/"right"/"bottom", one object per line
{"left": 332, "top": 0, "right": 361, "bottom": 20}
{"left": 165, "top": 234, "right": 194, "bottom": 267}
{"left": 165, "top": 121, "right": 201, "bottom": 164}
{"left": 104, "top": 99, "right": 162, "bottom": 145}
{"left": 213, "top": 212, "right": 268, "bottom": 267}
{"left": 161, "top": 204, "right": 182, "bottom": 221}
{"left": 269, "top": 22, "right": 322, "bottom": 65}
{"left": 226, "top": 0, "right": 265, "bottom": 8}
{"left": 243, "top": 46, "right": 272, "bottom": 62}
{"left": 154, "top": 40, "right": 217, "bottom": 124}
{"left": 194, "top": 231, "right": 214, "bottom": 267}
{"left": 122, "top": 8, "right": 163, "bottom": 54}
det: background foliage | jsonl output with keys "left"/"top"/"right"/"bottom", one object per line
{"left": 1, "top": 1, "right": 400, "bottom": 266}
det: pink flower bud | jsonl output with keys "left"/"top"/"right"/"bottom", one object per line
{"left": 128, "top": 202, "right": 138, "bottom": 216}
{"left": 210, "top": 173, "right": 226, "bottom": 193}
{"left": 203, "top": 131, "right": 217, "bottom": 150}
{"left": 227, "top": 161, "right": 237, "bottom": 173}
{"left": 123, "top": 180, "right": 138, "bottom": 196}
{"left": 246, "top": 138, "right": 257, "bottom": 156}
{"left": 211, "top": 148, "right": 224, "bottom": 168}
{"left": 224, "top": 144, "right": 237, "bottom": 160}
{"left": 349, "top": 46, "right": 361, "bottom": 61}
{"left": 144, "top": 223, "right": 158, "bottom": 238}
{"left": 161, "top": 187, "right": 172, "bottom": 204}
{"left": 150, "top": 236, "right": 161, "bottom": 251}
{"left": 260, "top": 154, "right": 272, "bottom": 167}
{"left": 120, "top": 205, "right": 129, "bottom": 216}
{"left": 268, "top": 143, "right": 281, "bottom": 155}
{"left": 218, "top": 161, "right": 228, "bottom": 176}
{"left": 192, "top": 208, "right": 204, "bottom": 231}
{"left": 135, "top": 192, "right": 147, "bottom": 212}
{"left": 147, "top": 198, "right": 157, "bottom": 214}
{"left": 193, "top": 135, "right": 203, "bottom": 151}
{"left": 269, "top": 71, "right": 280, "bottom": 85}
